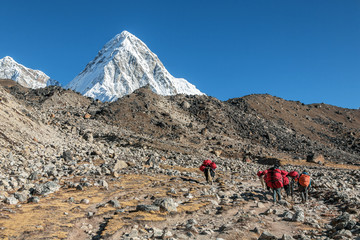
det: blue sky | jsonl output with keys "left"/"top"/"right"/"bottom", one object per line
{"left": 1, "top": 0, "right": 359, "bottom": 109}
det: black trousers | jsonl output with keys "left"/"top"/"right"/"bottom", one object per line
{"left": 204, "top": 167, "right": 215, "bottom": 182}
{"left": 298, "top": 185, "right": 309, "bottom": 202}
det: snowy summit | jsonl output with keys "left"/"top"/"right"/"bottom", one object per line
{"left": 0, "top": 56, "right": 57, "bottom": 89}
{"left": 67, "top": 31, "right": 204, "bottom": 102}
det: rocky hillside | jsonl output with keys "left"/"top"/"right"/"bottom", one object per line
{"left": 0, "top": 82, "right": 359, "bottom": 239}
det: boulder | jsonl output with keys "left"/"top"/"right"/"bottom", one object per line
{"left": 31, "top": 181, "right": 60, "bottom": 196}
{"left": 62, "top": 150, "right": 73, "bottom": 161}
{"left": 14, "top": 190, "right": 30, "bottom": 202}
{"left": 306, "top": 152, "right": 325, "bottom": 164}
{"left": 5, "top": 196, "right": 18, "bottom": 205}
{"left": 153, "top": 197, "right": 177, "bottom": 213}
{"left": 113, "top": 160, "right": 128, "bottom": 171}
{"left": 136, "top": 204, "right": 160, "bottom": 212}
{"left": 292, "top": 210, "right": 305, "bottom": 222}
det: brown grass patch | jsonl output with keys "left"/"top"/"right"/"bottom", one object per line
{"left": 160, "top": 164, "right": 200, "bottom": 173}
{"left": 0, "top": 174, "right": 173, "bottom": 239}
{"left": 102, "top": 211, "right": 166, "bottom": 236}
{"left": 177, "top": 201, "right": 209, "bottom": 213}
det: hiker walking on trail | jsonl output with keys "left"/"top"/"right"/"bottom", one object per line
{"left": 262, "top": 165, "right": 287, "bottom": 203}
{"left": 257, "top": 171, "right": 266, "bottom": 189}
{"left": 199, "top": 160, "right": 217, "bottom": 184}
{"left": 281, "top": 171, "right": 290, "bottom": 197}
{"left": 288, "top": 170, "right": 299, "bottom": 198}
{"left": 298, "top": 170, "right": 311, "bottom": 203}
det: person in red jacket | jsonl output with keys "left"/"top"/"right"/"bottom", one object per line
{"left": 257, "top": 170, "right": 271, "bottom": 191}
{"left": 257, "top": 170, "right": 266, "bottom": 189}
{"left": 288, "top": 170, "right": 299, "bottom": 198}
{"left": 281, "top": 170, "right": 290, "bottom": 197}
{"left": 200, "top": 160, "right": 217, "bottom": 184}
{"left": 262, "top": 165, "right": 284, "bottom": 203}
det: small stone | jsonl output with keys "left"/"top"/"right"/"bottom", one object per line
{"left": 151, "top": 227, "right": 163, "bottom": 238}
{"left": 62, "top": 150, "right": 73, "bottom": 161}
{"left": 278, "top": 200, "right": 291, "bottom": 207}
{"left": 257, "top": 202, "right": 265, "bottom": 208}
{"left": 153, "top": 198, "right": 177, "bottom": 212}
{"left": 5, "top": 196, "right": 18, "bottom": 205}
{"left": 113, "top": 160, "right": 128, "bottom": 171}
{"left": 128, "top": 228, "right": 139, "bottom": 238}
{"left": 28, "top": 196, "right": 40, "bottom": 203}
{"left": 292, "top": 210, "right": 305, "bottom": 222}
{"left": 109, "top": 199, "right": 120, "bottom": 208}
{"left": 136, "top": 204, "right": 160, "bottom": 212}
{"left": 187, "top": 219, "right": 198, "bottom": 225}
{"left": 81, "top": 199, "right": 90, "bottom": 204}
{"left": 281, "top": 234, "right": 295, "bottom": 240}
{"left": 258, "top": 231, "right": 277, "bottom": 240}
{"left": 99, "top": 180, "right": 108, "bottom": 190}
{"left": 283, "top": 211, "right": 294, "bottom": 221}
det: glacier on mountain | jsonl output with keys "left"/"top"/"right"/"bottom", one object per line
{"left": 0, "top": 56, "right": 57, "bottom": 89}
{"left": 67, "top": 31, "right": 204, "bottom": 102}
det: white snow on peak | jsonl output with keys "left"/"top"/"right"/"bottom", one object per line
{"left": 0, "top": 56, "right": 52, "bottom": 89}
{"left": 67, "top": 30, "right": 204, "bottom": 102}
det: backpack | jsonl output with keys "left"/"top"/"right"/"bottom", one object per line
{"left": 203, "top": 160, "right": 212, "bottom": 166}
{"left": 288, "top": 171, "right": 299, "bottom": 179}
{"left": 299, "top": 174, "right": 311, "bottom": 187}
{"left": 267, "top": 169, "right": 283, "bottom": 188}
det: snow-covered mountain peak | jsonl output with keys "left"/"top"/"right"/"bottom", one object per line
{"left": 1, "top": 56, "right": 15, "bottom": 63}
{"left": 0, "top": 56, "right": 55, "bottom": 89}
{"left": 67, "top": 31, "right": 204, "bottom": 102}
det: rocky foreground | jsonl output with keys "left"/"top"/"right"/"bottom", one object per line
{"left": 0, "top": 146, "right": 359, "bottom": 240}
{"left": 0, "top": 83, "right": 359, "bottom": 239}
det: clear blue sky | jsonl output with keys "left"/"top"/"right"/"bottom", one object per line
{"left": 1, "top": 0, "right": 359, "bottom": 109}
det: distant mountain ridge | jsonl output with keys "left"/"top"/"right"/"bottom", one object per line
{"left": 0, "top": 56, "right": 60, "bottom": 88}
{"left": 66, "top": 31, "right": 204, "bottom": 102}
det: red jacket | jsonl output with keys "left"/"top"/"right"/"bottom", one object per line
{"left": 281, "top": 170, "right": 289, "bottom": 186}
{"left": 200, "top": 160, "right": 217, "bottom": 172}
{"left": 263, "top": 168, "right": 284, "bottom": 189}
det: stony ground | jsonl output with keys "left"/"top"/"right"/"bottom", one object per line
{"left": 0, "top": 82, "right": 360, "bottom": 239}
{"left": 0, "top": 149, "right": 359, "bottom": 240}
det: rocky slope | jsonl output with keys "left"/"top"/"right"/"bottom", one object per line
{"left": 0, "top": 82, "right": 359, "bottom": 240}
{"left": 67, "top": 31, "right": 203, "bottom": 102}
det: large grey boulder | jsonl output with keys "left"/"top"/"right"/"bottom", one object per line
{"left": 62, "top": 150, "right": 73, "bottom": 161}
{"left": 31, "top": 181, "right": 60, "bottom": 196}
{"left": 292, "top": 210, "right": 305, "bottom": 222}
{"left": 14, "top": 190, "right": 30, "bottom": 202}
{"left": 5, "top": 195, "right": 18, "bottom": 205}
{"left": 113, "top": 160, "right": 128, "bottom": 171}
{"left": 136, "top": 204, "right": 160, "bottom": 212}
{"left": 153, "top": 197, "right": 178, "bottom": 213}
